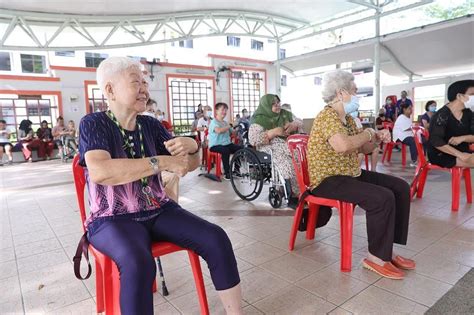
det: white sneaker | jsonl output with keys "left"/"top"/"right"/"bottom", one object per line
{"left": 409, "top": 162, "right": 417, "bottom": 168}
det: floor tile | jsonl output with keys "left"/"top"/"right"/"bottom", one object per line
{"left": 239, "top": 267, "right": 290, "bottom": 304}
{"left": 260, "top": 253, "right": 324, "bottom": 283}
{"left": 420, "top": 239, "right": 474, "bottom": 267}
{"left": 374, "top": 272, "right": 452, "bottom": 307}
{"left": 296, "top": 267, "right": 369, "bottom": 306}
{"left": 341, "top": 285, "right": 429, "bottom": 314}
{"left": 253, "top": 285, "right": 336, "bottom": 314}
{"left": 293, "top": 242, "right": 341, "bottom": 266}
{"left": 412, "top": 252, "right": 471, "bottom": 285}
{"left": 235, "top": 242, "right": 286, "bottom": 266}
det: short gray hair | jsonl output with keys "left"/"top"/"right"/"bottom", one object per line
{"left": 96, "top": 56, "right": 142, "bottom": 94}
{"left": 321, "top": 70, "right": 355, "bottom": 103}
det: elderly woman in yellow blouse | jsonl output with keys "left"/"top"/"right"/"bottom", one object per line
{"left": 307, "top": 70, "right": 416, "bottom": 280}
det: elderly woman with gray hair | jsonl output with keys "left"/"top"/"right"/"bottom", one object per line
{"left": 307, "top": 69, "right": 416, "bottom": 280}
{"left": 78, "top": 57, "right": 242, "bottom": 314}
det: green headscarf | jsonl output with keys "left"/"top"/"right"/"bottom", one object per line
{"left": 251, "top": 94, "right": 293, "bottom": 131}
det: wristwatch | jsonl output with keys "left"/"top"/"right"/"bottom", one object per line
{"left": 149, "top": 157, "right": 160, "bottom": 173}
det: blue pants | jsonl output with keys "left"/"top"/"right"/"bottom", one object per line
{"left": 87, "top": 201, "right": 240, "bottom": 315}
{"left": 401, "top": 136, "right": 418, "bottom": 163}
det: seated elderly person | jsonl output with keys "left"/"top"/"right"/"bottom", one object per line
{"left": 428, "top": 80, "right": 474, "bottom": 168}
{"left": 248, "top": 95, "right": 303, "bottom": 204}
{"left": 78, "top": 57, "right": 242, "bottom": 314}
{"left": 308, "top": 69, "right": 415, "bottom": 280}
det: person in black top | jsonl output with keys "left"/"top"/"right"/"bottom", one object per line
{"left": 420, "top": 100, "right": 437, "bottom": 129}
{"left": 428, "top": 80, "right": 474, "bottom": 168}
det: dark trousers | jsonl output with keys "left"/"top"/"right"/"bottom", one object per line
{"left": 311, "top": 170, "right": 410, "bottom": 261}
{"left": 401, "top": 136, "right": 418, "bottom": 163}
{"left": 88, "top": 202, "right": 240, "bottom": 315}
{"left": 210, "top": 143, "right": 242, "bottom": 175}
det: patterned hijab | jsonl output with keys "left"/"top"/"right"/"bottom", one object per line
{"left": 251, "top": 94, "right": 293, "bottom": 131}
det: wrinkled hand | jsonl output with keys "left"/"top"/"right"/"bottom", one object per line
{"left": 449, "top": 136, "right": 465, "bottom": 146}
{"left": 284, "top": 122, "right": 298, "bottom": 135}
{"left": 164, "top": 137, "right": 198, "bottom": 156}
{"left": 376, "top": 129, "right": 391, "bottom": 143}
{"left": 160, "top": 155, "right": 189, "bottom": 177}
{"left": 270, "top": 127, "right": 286, "bottom": 138}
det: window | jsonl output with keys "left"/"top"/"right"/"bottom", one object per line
{"left": 85, "top": 52, "right": 108, "bottom": 68}
{"left": 231, "top": 70, "right": 265, "bottom": 117}
{"left": 281, "top": 75, "right": 287, "bottom": 87}
{"left": 55, "top": 51, "right": 75, "bottom": 57}
{"left": 0, "top": 52, "right": 11, "bottom": 71}
{"left": 87, "top": 85, "right": 108, "bottom": 113}
{"left": 20, "top": 54, "right": 46, "bottom": 73}
{"left": 172, "top": 39, "right": 194, "bottom": 48}
{"left": 227, "top": 36, "right": 241, "bottom": 47}
{"left": 251, "top": 39, "right": 264, "bottom": 51}
{"left": 169, "top": 78, "right": 211, "bottom": 134}
{"left": 0, "top": 96, "right": 59, "bottom": 142}
{"left": 279, "top": 49, "right": 286, "bottom": 59}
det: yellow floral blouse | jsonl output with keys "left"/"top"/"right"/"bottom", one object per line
{"left": 308, "top": 106, "right": 361, "bottom": 189}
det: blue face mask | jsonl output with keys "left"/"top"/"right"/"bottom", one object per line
{"left": 344, "top": 95, "right": 360, "bottom": 114}
{"left": 429, "top": 106, "right": 436, "bottom": 113}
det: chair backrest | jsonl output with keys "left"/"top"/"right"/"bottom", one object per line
{"left": 383, "top": 121, "right": 394, "bottom": 130}
{"left": 287, "top": 134, "right": 310, "bottom": 194}
{"left": 412, "top": 126, "right": 427, "bottom": 165}
{"left": 387, "top": 95, "right": 397, "bottom": 106}
{"left": 72, "top": 154, "right": 87, "bottom": 233}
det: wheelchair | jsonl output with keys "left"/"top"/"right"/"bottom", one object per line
{"left": 229, "top": 146, "right": 291, "bottom": 208}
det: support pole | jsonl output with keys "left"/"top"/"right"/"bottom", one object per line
{"left": 276, "top": 40, "right": 281, "bottom": 95}
{"left": 374, "top": 1, "right": 381, "bottom": 113}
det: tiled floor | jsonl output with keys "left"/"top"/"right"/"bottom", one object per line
{"left": 1, "top": 153, "right": 473, "bottom": 314}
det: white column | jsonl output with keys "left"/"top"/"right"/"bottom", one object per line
{"left": 275, "top": 40, "right": 281, "bottom": 95}
{"left": 374, "top": 4, "right": 381, "bottom": 113}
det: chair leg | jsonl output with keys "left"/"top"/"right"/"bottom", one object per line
{"left": 95, "top": 261, "right": 105, "bottom": 313}
{"left": 187, "top": 251, "right": 209, "bottom": 315}
{"left": 306, "top": 204, "right": 319, "bottom": 240}
{"left": 289, "top": 200, "right": 305, "bottom": 251}
{"left": 451, "top": 168, "right": 461, "bottom": 211}
{"left": 464, "top": 168, "right": 472, "bottom": 203}
{"left": 216, "top": 154, "right": 222, "bottom": 178}
{"left": 103, "top": 258, "right": 121, "bottom": 315}
{"left": 339, "top": 203, "right": 354, "bottom": 272}
{"left": 416, "top": 168, "right": 429, "bottom": 199}
{"left": 401, "top": 144, "right": 406, "bottom": 167}
{"left": 387, "top": 143, "right": 394, "bottom": 162}
{"left": 156, "top": 257, "right": 169, "bottom": 296}
{"left": 207, "top": 152, "right": 212, "bottom": 173}
{"left": 364, "top": 155, "right": 369, "bottom": 171}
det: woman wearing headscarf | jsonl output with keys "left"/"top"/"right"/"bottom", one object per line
{"left": 248, "top": 95, "right": 302, "bottom": 204}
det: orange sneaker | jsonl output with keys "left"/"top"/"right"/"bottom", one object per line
{"left": 392, "top": 255, "right": 416, "bottom": 270}
{"left": 362, "top": 259, "right": 404, "bottom": 280}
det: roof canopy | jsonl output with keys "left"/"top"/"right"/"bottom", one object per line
{"left": 280, "top": 16, "right": 474, "bottom": 78}
{"left": 0, "top": 0, "right": 388, "bottom": 50}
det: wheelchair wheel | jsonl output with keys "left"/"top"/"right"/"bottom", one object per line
{"left": 269, "top": 187, "right": 282, "bottom": 208}
{"left": 230, "top": 149, "right": 264, "bottom": 201}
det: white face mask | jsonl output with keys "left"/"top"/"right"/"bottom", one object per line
{"left": 464, "top": 95, "right": 474, "bottom": 110}
{"left": 157, "top": 115, "right": 164, "bottom": 121}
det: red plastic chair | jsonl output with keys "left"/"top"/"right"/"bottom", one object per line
{"left": 72, "top": 155, "right": 209, "bottom": 314}
{"left": 364, "top": 154, "right": 369, "bottom": 170}
{"left": 411, "top": 127, "right": 472, "bottom": 211}
{"left": 381, "top": 121, "right": 407, "bottom": 166}
{"left": 287, "top": 135, "right": 356, "bottom": 272}
{"left": 204, "top": 129, "right": 222, "bottom": 179}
